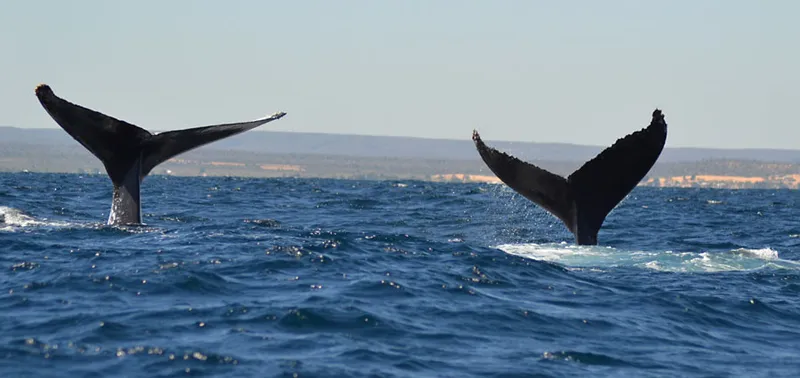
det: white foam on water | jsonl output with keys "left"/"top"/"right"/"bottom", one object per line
{"left": 0, "top": 206, "right": 45, "bottom": 230}
{"left": 0, "top": 206, "right": 75, "bottom": 232}
{"left": 494, "top": 242, "right": 799, "bottom": 273}
{"left": 0, "top": 206, "right": 165, "bottom": 234}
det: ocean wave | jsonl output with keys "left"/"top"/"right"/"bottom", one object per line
{"left": 4, "top": 174, "right": 800, "bottom": 377}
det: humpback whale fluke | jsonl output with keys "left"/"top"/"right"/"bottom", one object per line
{"left": 35, "top": 84, "right": 286, "bottom": 225}
{"left": 472, "top": 109, "right": 668, "bottom": 245}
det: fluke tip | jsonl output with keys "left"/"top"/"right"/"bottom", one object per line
{"left": 35, "top": 84, "right": 52, "bottom": 96}
{"left": 472, "top": 129, "right": 481, "bottom": 142}
{"left": 652, "top": 108, "right": 663, "bottom": 119}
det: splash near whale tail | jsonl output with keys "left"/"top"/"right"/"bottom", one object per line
{"left": 35, "top": 84, "right": 286, "bottom": 225}
{"left": 473, "top": 109, "right": 668, "bottom": 245}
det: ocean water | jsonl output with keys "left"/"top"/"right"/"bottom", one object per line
{"left": 1, "top": 172, "right": 800, "bottom": 377}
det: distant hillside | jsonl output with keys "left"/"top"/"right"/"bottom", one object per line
{"left": 2, "top": 126, "right": 800, "bottom": 163}
{"left": 2, "top": 126, "right": 800, "bottom": 189}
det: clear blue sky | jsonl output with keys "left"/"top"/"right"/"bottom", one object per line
{"left": 2, "top": 1, "right": 797, "bottom": 149}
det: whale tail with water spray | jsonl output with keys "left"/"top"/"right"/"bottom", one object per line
{"left": 473, "top": 109, "right": 668, "bottom": 245}
{"left": 35, "top": 84, "right": 286, "bottom": 225}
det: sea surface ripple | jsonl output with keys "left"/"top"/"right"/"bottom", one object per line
{"left": 1, "top": 172, "right": 800, "bottom": 377}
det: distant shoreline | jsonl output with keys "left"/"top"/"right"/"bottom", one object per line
{"left": 2, "top": 127, "right": 800, "bottom": 190}
{"left": 3, "top": 168, "right": 798, "bottom": 190}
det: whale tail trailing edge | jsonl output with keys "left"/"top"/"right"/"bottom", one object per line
{"left": 138, "top": 114, "right": 286, "bottom": 177}
{"left": 473, "top": 109, "right": 668, "bottom": 245}
{"left": 35, "top": 84, "right": 286, "bottom": 225}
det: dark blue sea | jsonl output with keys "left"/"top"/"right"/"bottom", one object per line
{"left": 2, "top": 172, "right": 800, "bottom": 377}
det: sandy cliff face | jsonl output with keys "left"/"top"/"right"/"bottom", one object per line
{"left": 640, "top": 174, "right": 800, "bottom": 189}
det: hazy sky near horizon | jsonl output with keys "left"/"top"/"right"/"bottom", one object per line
{"left": 1, "top": 1, "right": 797, "bottom": 149}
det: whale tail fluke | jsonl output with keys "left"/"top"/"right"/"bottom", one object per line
{"left": 140, "top": 112, "right": 285, "bottom": 177}
{"left": 35, "top": 84, "right": 286, "bottom": 181}
{"left": 35, "top": 84, "right": 151, "bottom": 185}
{"left": 472, "top": 129, "right": 575, "bottom": 231}
{"left": 35, "top": 84, "right": 286, "bottom": 224}
{"left": 473, "top": 109, "right": 668, "bottom": 245}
